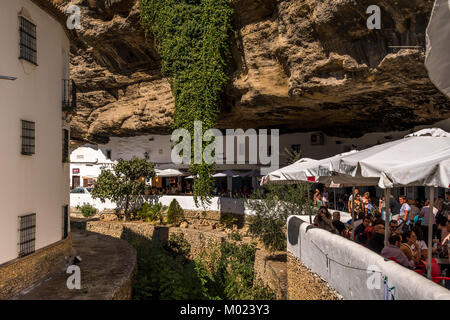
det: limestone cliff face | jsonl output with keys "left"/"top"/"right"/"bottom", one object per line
{"left": 64, "top": 0, "right": 450, "bottom": 143}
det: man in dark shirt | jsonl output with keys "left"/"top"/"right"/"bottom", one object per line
{"left": 366, "top": 224, "right": 385, "bottom": 254}
{"left": 389, "top": 195, "right": 401, "bottom": 216}
{"left": 332, "top": 211, "right": 346, "bottom": 235}
{"left": 354, "top": 216, "right": 371, "bottom": 241}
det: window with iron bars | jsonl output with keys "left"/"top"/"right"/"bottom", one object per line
{"left": 19, "top": 16, "right": 37, "bottom": 65}
{"left": 18, "top": 213, "right": 36, "bottom": 257}
{"left": 62, "top": 129, "right": 69, "bottom": 162}
{"left": 21, "top": 120, "right": 35, "bottom": 155}
{"left": 62, "top": 205, "right": 69, "bottom": 239}
{"left": 62, "top": 79, "right": 77, "bottom": 110}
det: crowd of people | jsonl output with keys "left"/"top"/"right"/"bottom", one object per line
{"left": 313, "top": 189, "right": 450, "bottom": 288}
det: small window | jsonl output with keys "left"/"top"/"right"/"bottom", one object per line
{"left": 62, "top": 205, "right": 69, "bottom": 239}
{"left": 21, "top": 120, "right": 35, "bottom": 155}
{"left": 62, "top": 129, "right": 69, "bottom": 162}
{"left": 18, "top": 213, "right": 36, "bottom": 257}
{"left": 19, "top": 16, "right": 37, "bottom": 65}
{"left": 106, "top": 149, "right": 112, "bottom": 159}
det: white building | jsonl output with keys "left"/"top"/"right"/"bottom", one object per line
{"left": 70, "top": 146, "right": 115, "bottom": 188}
{"left": 0, "top": 0, "right": 73, "bottom": 297}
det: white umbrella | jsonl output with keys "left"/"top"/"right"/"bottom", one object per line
{"left": 425, "top": 0, "right": 450, "bottom": 99}
{"left": 261, "top": 158, "right": 318, "bottom": 185}
{"left": 155, "top": 169, "right": 186, "bottom": 177}
{"left": 329, "top": 128, "right": 450, "bottom": 187}
{"left": 379, "top": 152, "right": 450, "bottom": 188}
{"left": 213, "top": 170, "right": 240, "bottom": 178}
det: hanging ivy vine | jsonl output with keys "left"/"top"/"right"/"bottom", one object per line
{"left": 140, "top": 0, "right": 233, "bottom": 206}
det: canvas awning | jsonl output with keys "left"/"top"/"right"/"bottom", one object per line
{"left": 425, "top": 0, "right": 450, "bottom": 98}
{"left": 155, "top": 169, "right": 186, "bottom": 177}
{"left": 328, "top": 128, "right": 450, "bottom": 188}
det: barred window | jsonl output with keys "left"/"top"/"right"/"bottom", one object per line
{"left": 62, "top": 129, "right": 69, "bottom": 162}
{"left": 21, "top": 120, "right": 35, "bottom": 155}
{"left": 18, "top": 214, "right": 36, "bottom": 257}
{"left": 19, "top": 16, "right": 37, "bottom": 65}
{"left": 62, "top": 205, "right": 69, "bottom": 239}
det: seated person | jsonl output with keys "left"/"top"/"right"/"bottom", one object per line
{"left": 389, "top": 220, "right": 400, "bottom": 236}
{"left": 381, "top": 235, "right": 415, "bottom": 268}
{"left": 400, "top": 230, "right": 422, "bottom": 266}
{"left": 314, "top": 206, "right": 338, "bottom": 234}
{"left": 412, "top": 225, "right": 428, "bottom": 260}
{"left": 332, "top": 211, "right": 346, "bottom": 235}
{"left": 366, "top": 224, "right": 385, "bottom": 254}
{"left": 354, "top": 216, "right": 371, "bottom": 241}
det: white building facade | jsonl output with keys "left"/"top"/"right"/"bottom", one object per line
{"left": 0, "top": 0, "right": 72, "bottom": 267}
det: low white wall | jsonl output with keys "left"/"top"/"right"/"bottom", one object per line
{"left": 287, "top": 215, "right": 450, "bottom": 300}
{"left": 70, "top": 194, "right": 251, "bottom": 215}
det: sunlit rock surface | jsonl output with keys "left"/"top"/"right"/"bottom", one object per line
{"left": 60, "top": 0, "right": 450, "bottom": 143}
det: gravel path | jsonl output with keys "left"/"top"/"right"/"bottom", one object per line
{"left": 287, "top": 252, "right": 342, "bottom": 300}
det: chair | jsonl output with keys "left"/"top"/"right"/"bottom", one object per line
{"left": 418, "top": 259, "right": 450, "bottom": 284}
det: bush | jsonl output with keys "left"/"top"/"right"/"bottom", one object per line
{"left": 167, "top": 233, "right": 191, "bottom": 258}
{"left": 78, "top": 203, "right": 96, "bottom": 217}
{"left": 137, "top": 202, "right": 167, "bottom": 223}
{"left": 167, "top": 199, "right": 184, "bottom": 225}
{"left": 245, "top": 183, "right": 308, "bottom": 253}
{"left": 220, "top": 213, "right": 237, "bottom": 228}
{"left": 229, "top": 230, "right": 242, "bottom": 241}
{"left": 132, "top": 236, "right": 275, "bottom": 300}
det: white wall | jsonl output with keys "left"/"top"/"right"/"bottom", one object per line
{"left": 70, "top": 194, "right": 250, "bottom": 214}
{"left": 287, "top": 216, "right": 450, "bottom": 300}
{"left": 70, "top": 146, "right": 114, "bottom": 187}
{"left": 0, "top": 0, "right": 70, "bottom": 264}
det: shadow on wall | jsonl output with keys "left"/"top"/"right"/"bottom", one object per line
{"left": 120, "top": 225, "right": 169, "bottom": 249}
{"left": 287, "top": 216, "right": 303, "bottom": 246}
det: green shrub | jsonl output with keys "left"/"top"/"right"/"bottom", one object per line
{"left": 167, "top": 233, "right": 191, "bottom": 258}
{"left": 167, "top": 199, "right": 184, "bottom": 224}
{"left": 229, "top": 230, "right": 242, "bottom": 241}
{"left": 132, "top": 236, "right": 275, "bottom": 300}
{"left": 137, "top": 202, "right": 167, "bottom": 223}
{"left": 79, "top": 203, "right": 96, "bottom": 217}
{"left": 245, "top": 183, "right": 308, "bottom": 253}
{"left": 220, "top": 213, "right": 237, "bottom": 228}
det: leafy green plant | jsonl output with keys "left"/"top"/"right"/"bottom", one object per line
{"left": 229, "top": 230, "right": 242, "bottom": 241}
{"left": 132, "top": 237, "right": 275, "bottom": 300}
{"left": 167, "top": 199, "right": 185, "bottom": 225}
{"left": 137, "top": 202, "right": 167, "bottom": 223}
{"left": 167, "top": 233, "right": 191, "bottom": 258}
{"left": 79, "top": 203, "right": 96, "bottom": 217}
{"left": 140, "top": 0, "right": 233, "bottom": 206}
{"left": 220, "top": 212, "right": 237, "bottom": 228}
{"left": 91, "top": 157, "right": 155, "bottom": 220}
{"left": 245, "top": 183, "right": 308, "bottom": 253}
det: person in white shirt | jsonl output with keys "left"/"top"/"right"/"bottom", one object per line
{"left": 398, "top": 195, "right": 411, "bottom": 232}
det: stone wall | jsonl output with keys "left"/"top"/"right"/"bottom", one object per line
{"left": 0, "top": 234, "right": 72, "bottom": 300}
{"left": 72, "top": 220, "right": 226, "bottom": 260}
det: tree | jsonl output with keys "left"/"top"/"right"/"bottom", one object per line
{"left": 283, "top": 146, "right": 302, "bottom": 165}
{"left": 91, "top": 157, "right": 155, "bottom": 220}
{"left": 245, "top": 183, "right": 308, "bottom": 253}
{"left": 167, "top": 199, "right": 185, "bottom": 225}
